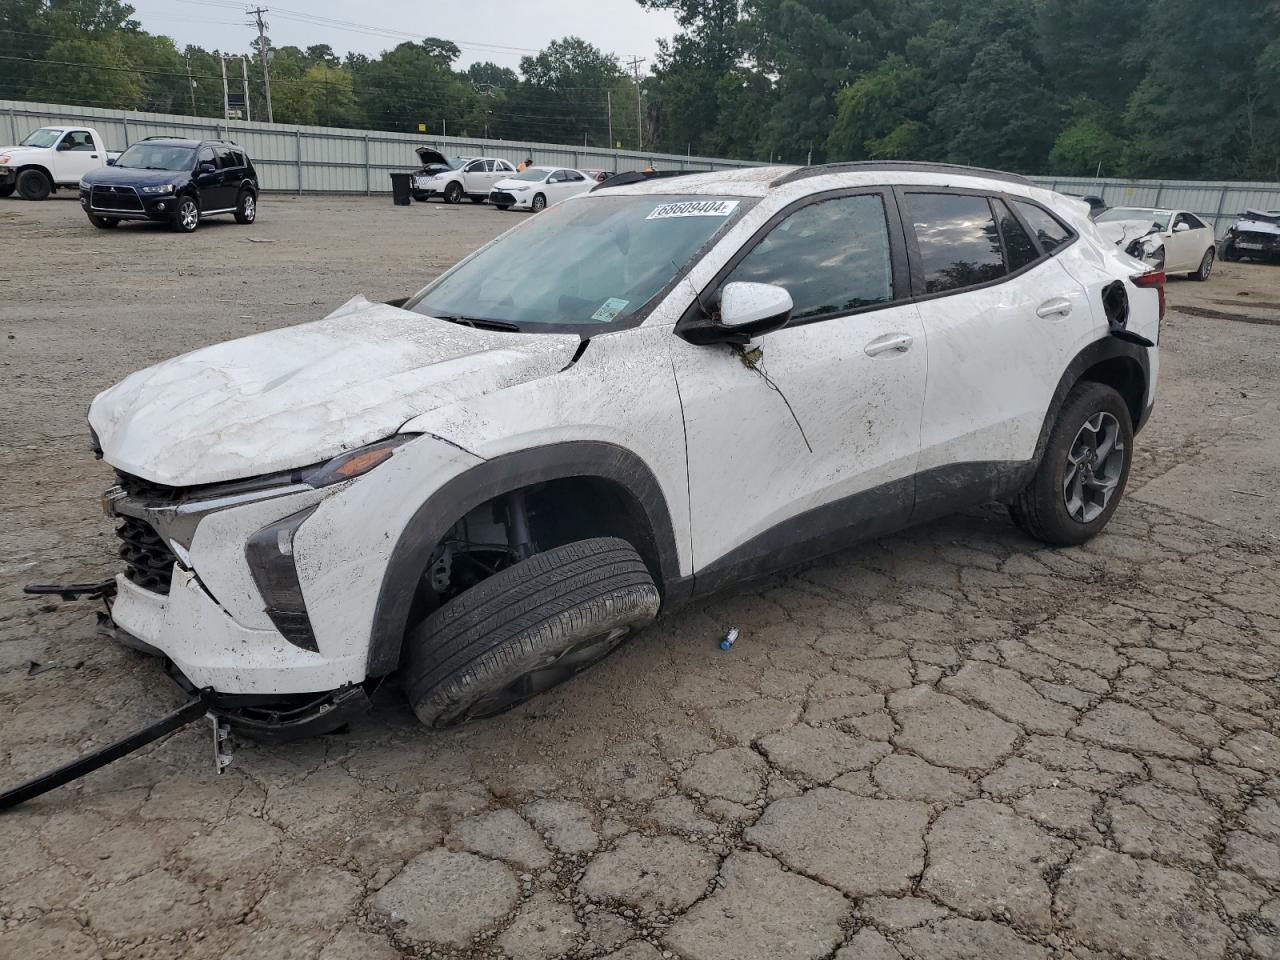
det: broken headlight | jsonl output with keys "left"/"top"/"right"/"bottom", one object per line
{"left": 246, "top": 504, "right": 320, "bottom": 652}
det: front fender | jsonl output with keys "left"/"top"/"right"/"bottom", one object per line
{"left": 363, "top": 440, "right": 682, "bottom": 677}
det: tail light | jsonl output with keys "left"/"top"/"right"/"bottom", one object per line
{"left": 1132, "top": 269, "right": 1166, "bottom": 322}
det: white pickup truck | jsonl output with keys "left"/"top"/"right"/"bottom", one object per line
{"left": 0, "top": 126, "right": 120, "bottom": 200}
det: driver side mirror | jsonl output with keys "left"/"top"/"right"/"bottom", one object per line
{"left": 681, "top": 281, "right": 794, "bottom": 345}
{"left": 56, "top": 140, "right": 72, "bottom": 151}
{"left": 106, "top": 157, "right": 116, "bottom": 166}
{"left": 198, "top": 161, "right": 217, "bottom": 174}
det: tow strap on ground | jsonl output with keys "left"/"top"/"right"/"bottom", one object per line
{"left": 0, "top": 696, "right": 211, "bottom": 811}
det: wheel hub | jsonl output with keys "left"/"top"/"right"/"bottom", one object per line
{"left": 1063, "top": 411, "right": 1124, "bottom": 523}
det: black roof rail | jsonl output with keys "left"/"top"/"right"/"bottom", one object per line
{"left": 136, "top": 135, "right": 240, "bottom": 145}
{"left": 592, "top": 169, "right": 700, "bottom": 192}
{"left": 771, "top": 160, "right": 1034, "bottom": 188}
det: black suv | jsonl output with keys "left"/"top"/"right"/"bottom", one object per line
{"left": 79, "top": 137, "right": 258, "bottom": 233}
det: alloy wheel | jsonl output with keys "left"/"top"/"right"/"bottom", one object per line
{"left": 1063, "top": 411, "right": 1124, "bottom": 523}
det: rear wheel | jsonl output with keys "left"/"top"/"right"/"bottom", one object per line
{"left": 1189, "top": 246, "right": 1214, "bottom": 281}
{"left": 16, "top": 169, "right": 51, "bottom": 201}
{"left": 531, "top": 193, "right": 547, "bottom": 212}
{"left": 234, "top": 189, "right": 256, "bottom": 224}
{"left": 444, "top": 181, "right": 463, "bottom": 204}
{"left": 171, "top": 195, "right": 200, "bottom": 232}
{"left": 402, "top": 537, "right": 661, "bottom": 727}
{"left": 1009, "top": 382, "right": 1133, "bottom": 546}
{"left": 88, "top": 214, "right": 119, "bottom": 229}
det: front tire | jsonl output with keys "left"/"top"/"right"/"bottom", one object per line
{"left": 444, "top": 181, "right": 463, "bottom": 204}
{"left": 1009, "top": 382, "right": 1134, "bottom": 546}
{"left": 531, "top": 193, "right": 547, "bottom": 212}
{"left": 16, "top": 169, "right": 51, "bottom": 201}
{"left": 171, "top": 195, "right": 200, "bottom": 232}
{"left": 1189, "top": 246, "right": 1214, "bottom": 281}
{"left": 403, "top": 537, "right": 661, "bottom": 728}
{"left": 234, "top": 189, "right": 256, "bottom": 224}
{"left": 88, "top": 215, "right": 119, "bottom": 229}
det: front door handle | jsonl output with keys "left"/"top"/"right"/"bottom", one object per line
{"left": 1036, "top": 298, "right": 1072, "bottom": 319}
{"left": 864, "top": 333, "right": 914, "bottom": 357}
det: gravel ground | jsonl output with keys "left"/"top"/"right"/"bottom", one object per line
{"left": 1, "top": 195, "right": 1278, "bottom": 960}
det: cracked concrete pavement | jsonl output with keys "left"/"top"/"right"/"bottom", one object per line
{"left": 1, "top": 196, "right": 1278, "bottom": 959}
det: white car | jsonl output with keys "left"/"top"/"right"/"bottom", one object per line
{"left": 413, "top": 155, "right": 517, "bottom": 204}
{"left": 1095, "top": 206, "right": 1217, "bottom": 279}
{"left": 85, "top": 162, "right": 1161, "bottom": 737}
{"left": 490, "top": 166, "right": 595, "bottom": 212}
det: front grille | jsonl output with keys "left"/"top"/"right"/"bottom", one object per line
{"left": 91, "top": 185, "right": 143, "bottom": 211}
{"left": 114, "top": 470, "right": 181, "bottom": 594}
{"left": 491, "top": 191, "right": 516, "bottom": 206}
{"left": 1235, "top": 230, "right": 1280, "bottom": 248}
{"left": 117, "top": 515, "right": 177, "bottom": 593}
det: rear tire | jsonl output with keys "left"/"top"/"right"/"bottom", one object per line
{"left": 1189, "top": 246, "right": 1214, "bottom": 281}
{"left": 234, "top": 189, "right": 256, "bottom": 224}
{"left": 1009, "top": 382, "right": 1133, "bottom": 546}
{"left": 16, "top": 169, "right": 51, "bottom": 201}
{"left": 88, "top": 215, "right": 119, "bottom": 229}
{"left": 403, "top": 537, "right": 661, "bottom": 728}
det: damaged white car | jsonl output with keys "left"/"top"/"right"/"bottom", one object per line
{"left": 52, "top": 164, "right": 1166, "bottom": 752}
{"left": 1222, "top": 208, "right": 1280, "bottom": 262}
{"left": 1095, "top": 206, "right": 1217, "bottom": 279}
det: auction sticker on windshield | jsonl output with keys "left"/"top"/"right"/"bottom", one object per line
{"left": 646, "top": 199, "right": 740, "bottom": 220}
{"left": 591, "top": 297, "right": 630, "bottom": 322}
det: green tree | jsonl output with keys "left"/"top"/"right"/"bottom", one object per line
{"left": 1048, "top": 113, "right": 1125, "bottom": 177}
{"left": 27, "top": 35, "right": 142, "bottom": 107}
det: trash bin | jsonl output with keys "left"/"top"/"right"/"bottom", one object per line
{"left": 390, "top": 172, "right": 412, "bottom": 206}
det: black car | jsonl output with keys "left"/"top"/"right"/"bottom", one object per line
{"left": 79, "top": 137, "right": 258, "bottom": 233}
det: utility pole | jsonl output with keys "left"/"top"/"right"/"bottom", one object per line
{"left": 219, "top": 54, "right": 230, "bottom": 122}
{"left": 625, "top": 56, "right": 646, "bottom": 151}
{"left": 606, "top": 89, "right": 612, "bottom": 149}
{"left": 248, "top": 7, "right": 274, "bottom": 123}
{"left": 185, "top": 53, "right": 197, "bottom": 116}
{"left": 241, "top": 56, "right": 252, "bottom": 122}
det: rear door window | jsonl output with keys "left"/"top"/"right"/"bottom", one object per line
{"left": 906, "top": 193, "right": 1005, "bottom": 294}
{"left": 991, "top": 198, "right": 1039, "bottom": 272}
{"left": 728, "top": 193, "right": 895, "bottom": 322}
{"left": 1011, "top": 200, "right": 1073, "bottom": 253}
{"left": 215, "top": 146, "right": 240, "bottom": 170}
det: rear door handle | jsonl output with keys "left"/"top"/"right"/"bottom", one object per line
{"left": 1036, "top": 298, "right": 1072, "bottom": 319}
{"left": 864, "top": 333, "right": 914, "bottom": 357}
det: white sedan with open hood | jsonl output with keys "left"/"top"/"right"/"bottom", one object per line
{"left": 1094, "top": 206, "right": 1217, "bottom": 279}
{"left": 489, "top": 165, "right": 594, "bottom": 212}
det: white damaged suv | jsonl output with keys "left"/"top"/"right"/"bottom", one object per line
{"left": 89, "top": 162, "right": 1163, "bottom": 735}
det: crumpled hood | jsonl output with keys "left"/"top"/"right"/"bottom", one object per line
{"left": 1234, "top": 218, "right": 1280, "bottom": 236}
{"left": 1095, "top": 219, "right": 1160, "bottom": 247}
{"left": 89, "top": 296, "right": 580, "bottom": 486}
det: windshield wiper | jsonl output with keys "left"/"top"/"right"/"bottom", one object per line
{"left": 435, "top": 314, "right": 522, "bottom": 332}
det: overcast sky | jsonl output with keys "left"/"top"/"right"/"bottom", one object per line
{"left": 127, "top": 0, "right": 680, "bottom": 71}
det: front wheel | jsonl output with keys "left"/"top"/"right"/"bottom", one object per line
{"left": 16, "top": 169, "right": 51, "bottom": 201}
{"left": 171, "top": 195, "right": 200, "bottom": 232}
{"left": 88, "top": 215, "right": 119, "bottom": 229}
{"left": 1189, "top": 246, "right": 1214, "bottom": 281}
{"left": 402, "top": 537, "right": 661, "bottom": 728}
{"left": 531, "top": 193, "right": 547, "bottom": 212}
{"left": 444, "top": 182, "right": 463, "bottom": 204}
{"left": 1222, "top": 242, "right": 1241, "bottom": 262}
{"left": 234, "top": 190, "right": 256, "bottom": 224}
{"left": 1009, "top": 382, "right": 1134, "bottom": 546}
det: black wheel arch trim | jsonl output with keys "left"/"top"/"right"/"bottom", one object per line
{"left": 1036, "top": 338, "right": 1152, "bottom": 465}
{"left": 365, "top": 440, "right": 682, "bottom": 677}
